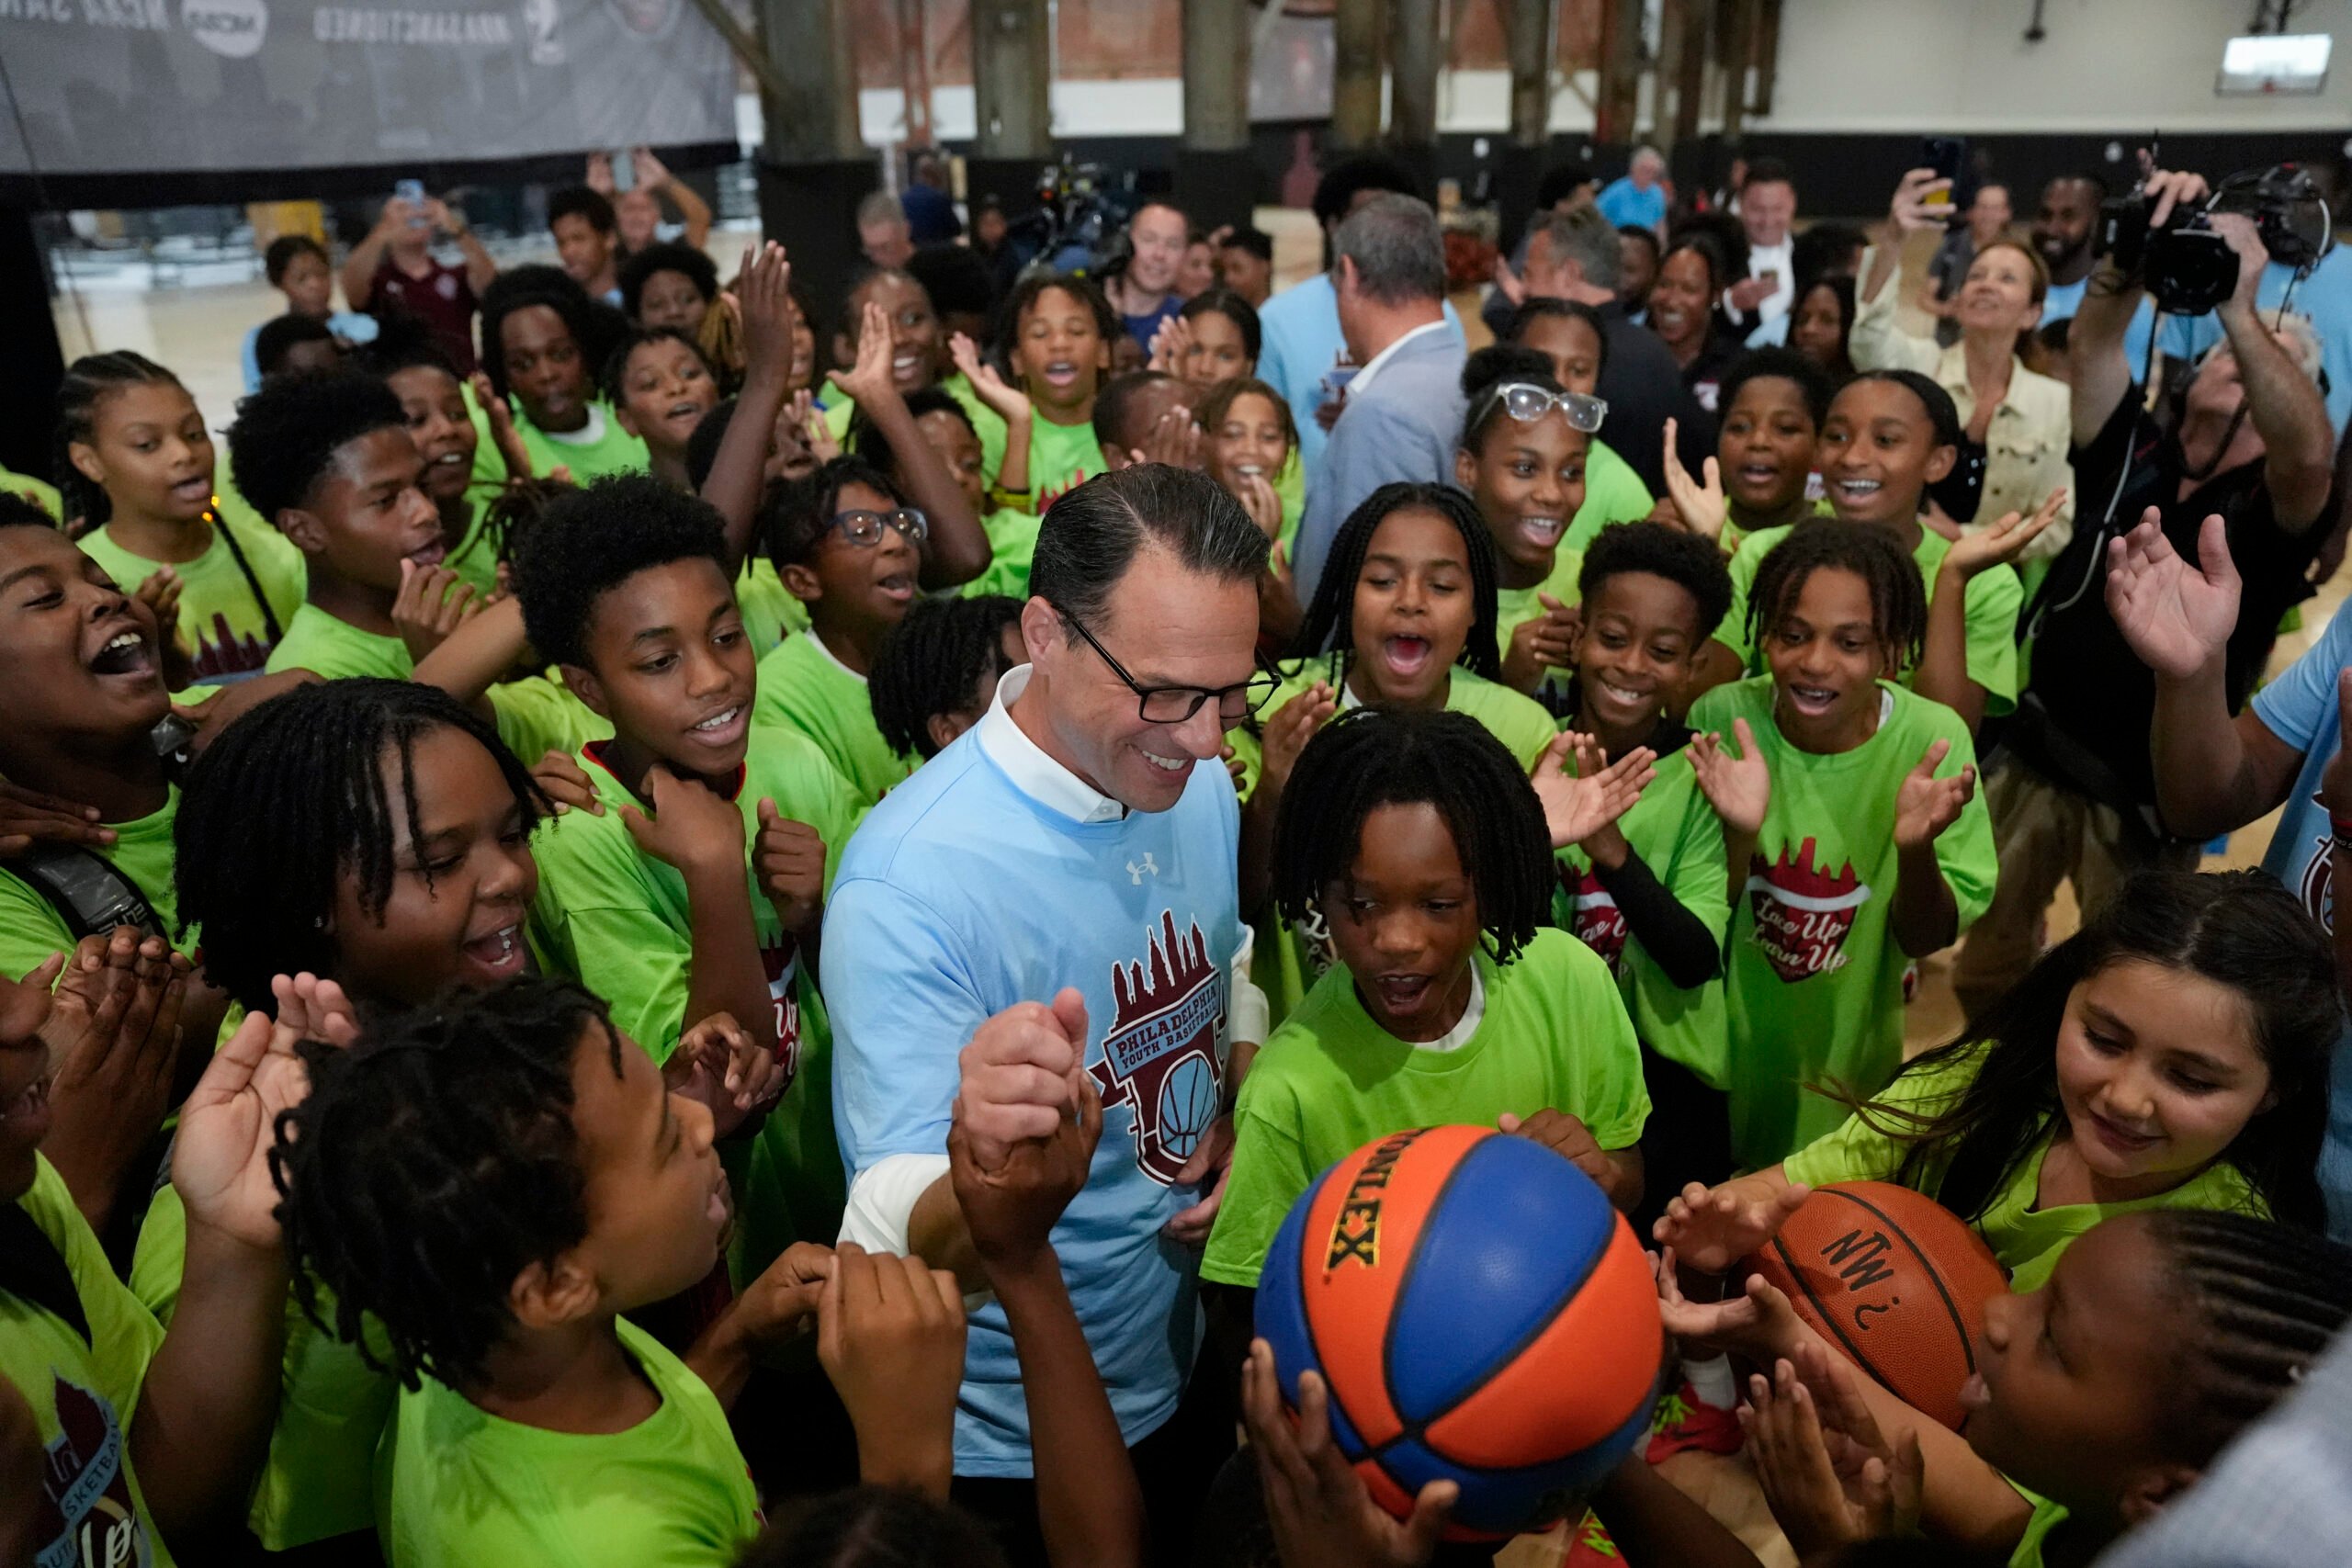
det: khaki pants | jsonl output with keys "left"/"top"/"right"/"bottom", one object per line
{"left": 1950, "top": 757, "right": 2199, "bottom": 1020}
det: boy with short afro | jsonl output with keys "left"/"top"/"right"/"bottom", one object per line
{"left": 517, "top": 475, "right": 864, "bottom": 1278}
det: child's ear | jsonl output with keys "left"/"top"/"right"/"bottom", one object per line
{"left": 508, "top": 1254, "right": 602, "bottom": 1333}
{"left": 779, "top": 561, "right": 823, "bottom": 604}
{"left": 560, "top": 661, "right": 612, "bottom": 721}
{"left": 66, "top": 441, "right": 105, "bottom": 488}
{"left": 926, "top": 711, "right": 974, "bottom": 755}
{"left": 1925, "top": 443, "right": 1958, "bottom": 485}
{"left": 277, "top": 507, "right": 328, "bottom": 557}
{"left": 2118, "top": 1462, "right": 2202, "bottom": 1528}
{"left": 1453, "top": 446, "right": 1478, "bottom": 491}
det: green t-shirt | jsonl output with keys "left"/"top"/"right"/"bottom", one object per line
{"left": 1273, "top": 446, "right": 1306, "bottom": 558}
{"left": 78, "top": 511, "right": 305, "bottom": 682}
{"left": 469, "top": 399, "right": 650, "bottom": 491}
{"left": 379, "top": 1314, "right": 760, "bottom": 1568}
{"left": 526, "top": 731, "right": 858, "bottom": 1276}
{"left": 2, "top": 465, "right": 61, "bottom": 520}
{"left": 825, "top": 372, "right": 1013, "bottom": 489}
{"left": 2007, "top": 1497, "right": 2071, "bottom": 1568}
{"left": 442, "top": 497, "right": 500, "bottom": 598}
{"left": 1714, "top": 523, "right": 2025, "bottom": 717}
{"left": 1782, "top": 1044, "right": 2266, "bottom": 1292}
{"left": 752, "top": 630, "right": 913, "bottom": 807}
{"left": 1032, "top": 415, "right": 1106, "bottom": 511}
{"left": 4, "top": 1156, "right": 175, "bottom": 1566}
{"left": 130, "top": 1184, "right": 395, "bottom": 1548}
{"left": 736, "top": 558, "right": 808, "bottom": 655}
{"left": 0, "top": 786, "right": 181, "bottom": 981}
{"left": 1202, "top": 928, "right": 1647, "bottom": 1287}
{"left": 963, "top": 507, "right": 1042, "bottom": 601}
{"left": 1562, "top": 439, "right": 1656, "bottom": 555}
{"left": 1552, "top": 747, "right": 1732, "bottom": 1086}
{"left": 1687, "top": 678, "right": 1997, "bottom": 1168}
{"left": 260, "top": 604, "right": 607, "bottom": 766}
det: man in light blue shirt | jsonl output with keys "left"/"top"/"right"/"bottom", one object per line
{"left": 823, "top": 467, "right": 1271, "bottom": 1517}
{"left": 1596, "top": 147, "right": 1669, "bottom": 235}
{"left": 1259, "top": 153, "right": 1464, "bottom": 477}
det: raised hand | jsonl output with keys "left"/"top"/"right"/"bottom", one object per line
{"left": 1146, "top": 313, "right": 1195, "bottom": 377}
{"left": 1652, "top": 1247, "right": 1808, "bottom": 1360}
{"left": 1742, "top": 1348, "right": 1922, "bottom": 1556}
{"left": 663, "top": 1010, "right": 786, "bottom": 1136}
{"left": 1944, "top": 487, "right": 2067, "bottom": 580}
{"left": 948, "top": 333, "right": 1031, "bottom": 424}
{"left": 1241, "top": 1338, "right": 1454, "bottom": 1568}
{"left": 0, "top": 780, "right": 113, "bottom": 858}
{"left": 1531, "top": 732, "right": 1654, "bottom": 851}
{"left": 1893, "top": 739, "right": 1976, "bottom": 851}
{"left": 1651, "top": 1177, "right": 1812, "bottom": 1274}
{"left": 619, "top": 764, "right": 746, "bottom": 878}
{"left": 733, "top": 242, "right": 796, "bottom": 387}
{"left": 39, "top": 932, "right": 185, "bottom": 1226}
{"left": 632, "top": 146, "right": 674, "bottom": 190}
{"left": 584, "top": 151, "right": 615, "bottom": 194}
{"left": 950, "top": 1057, "right": 1102, "bottom": 1270}
{"left": 1258, "top": 682, "right": 1338, "bottom": 802}
{"left": 817, "top": 1242, "right": 967, "bottom": 1493}
{"left": 132, "top": 566, "right": 184, "bottom": 654}
{"left": 828, "top": 300, "right": 899, "bottom": 409}
{"left": 1687, "top": 717, "right": 1771, "bottom": 836}
{"left": 1501, "top": 596, "right": 1577, "bottom": 693}
{"left": 173, "top": 975, "right": 330, "bottom": 1248}
{"left": 954, "top": 988, "right": 1089, "bottom": 1173}
{"left": 752, "top": 797, "right": 826, "bottom": 935}
{"left": 2105, "top": 509, "right": 2238, "bottom": 681}
{"left": 1658, "top": 419, "right": 1727, "bottom": 543}
{"left": 470, "top": 370, "right": 536, "bottom": 483}
{"left": 1884, "top": 167, "right": 1954, "bottom": 237}
{"left": 1233, "top": 468, "right": 1283, "bottom": 541}
{"left": 392, "top": 560, "right": 479, "bottom": 663}
{"left": 1134, "top": 406, "right": 1202, "bottom": 470}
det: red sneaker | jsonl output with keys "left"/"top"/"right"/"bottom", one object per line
{"left": 1644, "top": 1378, "right": 1744, "bottom": 1462}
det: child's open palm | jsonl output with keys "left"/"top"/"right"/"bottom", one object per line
{"left": 1651, "top": 1178, "right": 1812, "bottom": 1275}
{"left": 1259, "top": 682, "right": 1338, "bottom": 800}
{"left": 621, "top": 764, "right": 746, "bottom": 876}
{"left": 731, "top": 242, "right": 796, "bottom": 382}
{"left": 1688, "top": 718, "right": 1771, "bottom": 836}
{"left": 948, "top": 333, "right": 1029, "bottom": 423}
{"left": 1893, "top": 739, "right": 1975, "bottom": 850}
{"left": 828, "top": 301, "right": 899, "bottom": 409}
{"left": 174, "top": 972, "right": 353, "bottom": 1249}
{"left": 1532, "top": 732, "right": 1654, "bottom": 850}
{"left": 1742, "top": 1348, "right": 1922, "bottom": 1557}
{"left": 1658, "top": 418, "right": 1727, "bottom": 543}
{"left": 1945, "top": 487, "right": 2067, "bottom": 580}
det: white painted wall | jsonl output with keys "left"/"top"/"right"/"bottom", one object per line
{"left": 1754, "top": 0, "right": 2352, "bottom": 134}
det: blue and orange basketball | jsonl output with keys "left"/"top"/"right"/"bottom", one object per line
{"left": 1254, "top": 1123, "right": 1665, "bottom": 1539}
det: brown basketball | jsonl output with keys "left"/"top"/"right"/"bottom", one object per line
{"left": 1743, "top": 1180, "right": 2008, "bottom": 1430}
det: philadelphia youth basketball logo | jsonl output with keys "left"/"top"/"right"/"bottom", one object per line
{"left": 1093, "top": 911, "right": 1226, "bottom": 1185}
{"left": 33, "top": 1375, "right": 150, "bottom": 1566}
{"left": 1558, "top": 865, "right": 1629, "bottom": 972}
{"left": 1746, "top": 839, "right": 1871, "bottom": 982}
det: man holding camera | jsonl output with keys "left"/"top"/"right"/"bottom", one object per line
{"left": 1951, "top": 166, "right": 2338, "bottom": 1019}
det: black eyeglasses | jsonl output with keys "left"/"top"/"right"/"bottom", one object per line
{"left": 1050, "top": 603, "right": 1281, "bottom": 724}
{"left": 825, "top": 508, "right": 929, "bottom": 547}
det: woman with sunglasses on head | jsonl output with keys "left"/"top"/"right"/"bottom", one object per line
{"left": 1453, "top": 345, "right": 1612, "bottom": 700}
{"left": 1851, "top": 166, "right": 2076, "bottom": 579}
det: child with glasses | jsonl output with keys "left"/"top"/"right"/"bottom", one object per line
{"left": 752, "top": 456, "right": 930, "bottom": 807}
{"left": 1453, "top": 346, "right": 1611, "bottom": 702}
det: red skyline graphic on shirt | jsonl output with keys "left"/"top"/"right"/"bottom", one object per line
{"left": 1745, "top": 838, "right": 1871, "bottom": 983}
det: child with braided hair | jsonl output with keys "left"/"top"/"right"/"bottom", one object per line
{"left": 865, "top": 594, "right": 1026, "bottom": 763}
{"left": 1686, "top": 1209, "right": 2352, "bottom": 1567}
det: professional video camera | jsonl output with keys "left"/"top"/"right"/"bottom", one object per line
{"left": 996, "top": 152, "right": 1137, "bottom": 280}
{"left": 2097, "top": 162, "right": 2334, "bottom": 315}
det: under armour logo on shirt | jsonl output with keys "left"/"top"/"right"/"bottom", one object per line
{"left": 1126, "top": 853, "right": 1159, "bottom": 885}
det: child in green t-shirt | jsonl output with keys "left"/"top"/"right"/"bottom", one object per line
{"left": 1691, "top": 369, "right": 2063, "bottom": 735}
{"left": 1656, "top": 346, "right": 1836, "bottom": 559}
{"left": 604, "top": 324, "right": 722, "bottom": 491}
{"left": 231, "top": 367, "right": 478, "bottom": 684}
{"left": 1656, "top": 868, "right": 2336, "bottom": 1295}
{"left": 1000, "top": 273, "right": 1115, "bottom": 508}
{"left": 473, "top": 268, "right": 651, "bottom": 488}
{"left": 1688, "top": 521, "right": 1997, "bottom": 1168}
{"left": 1503, "top": 298, "right": 1657, "bottom": 554}
{"left": 866, "top": 593, "right": 1025, "bottom": 764}
{"left": 0, "top": 954, "right": 316, "bottom": 1568}
{"left": 517, "top": 477, "right": 861, "bottom": 1277}
{"left": 752, "top": 457, "right": 927, "bottom": 807}
{"left": 1197, "top": 376, "right": 1306, "bottom": 647}
{"left": 1204, "top": 707, "right": 1650, "bottom": 1297}
{"left": 1452, "top": 344, "right": 1600, "bottom": 699}
{"left": 368, "top": 320, "right": 509, "bottom": 596}
{"left": 272, "top": 978, "right": 828, "bottom": 1568}
{"left": 1686, "top": 1211, "right": 2352, "bottom": 1568}
{"left": 59, "top": 351, "right": 304, "bottom": 682}
{"left": 1549, "top": 521, "right": 1745, "bottom": 1231}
